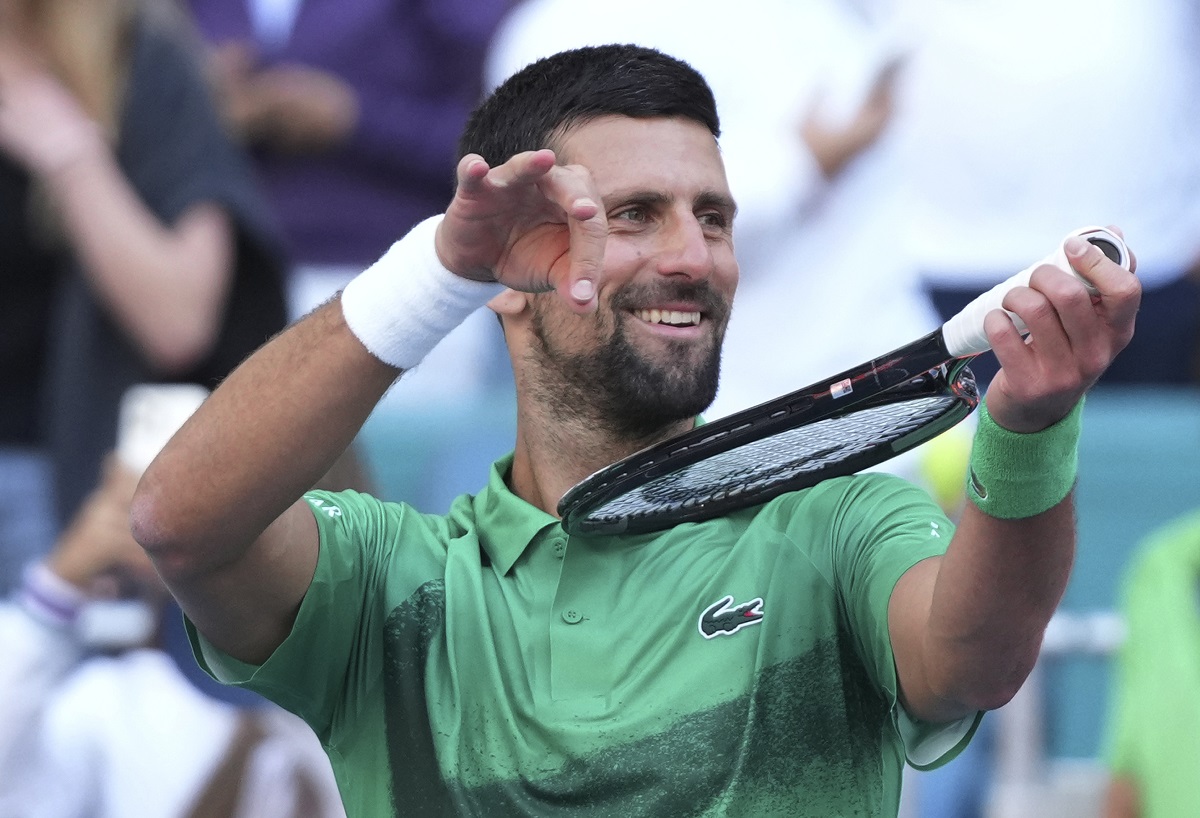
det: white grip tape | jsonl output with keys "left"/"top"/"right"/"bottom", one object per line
{"left": 941, "top": 226, "right": 1130, "bottom": 358}
{"left": 340, "top": 215, "right": 506, "bottom": 370}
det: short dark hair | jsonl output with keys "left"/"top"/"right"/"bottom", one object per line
{"left": 459, "top": 44, "right": 721, "bottom": 166}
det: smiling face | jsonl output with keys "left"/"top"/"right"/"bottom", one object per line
{"left": 511, "top": 115, "right": 739, "bottom": 440}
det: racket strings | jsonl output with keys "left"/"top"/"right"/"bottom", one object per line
{"left": 586, "top": 396, "right": 957, "bottom": 523}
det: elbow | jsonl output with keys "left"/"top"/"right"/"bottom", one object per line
{"left": 935, "top": 651, "right": 1039, "bottom": 715}
{"left": 140, "top": 318, "right": 223, "bottom": 376}
{"left": 958, "top": 678, "right": 1026, "bottom": 714}
{"left": 129, "top": 475, "right": 204, "bottom": 582}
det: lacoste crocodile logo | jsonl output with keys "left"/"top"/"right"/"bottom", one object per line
{"left": 698, "top": 594, "right": 764, "bottom": 639}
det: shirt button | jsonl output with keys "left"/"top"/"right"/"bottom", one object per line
{"left": 561, "top": 609, "right": 583, "bottom": 624}
{"left": 552, "top": 539, "right": 566, "bottom": 558}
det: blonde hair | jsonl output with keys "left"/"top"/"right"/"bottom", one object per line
{"left": 18, "top": 0, "right": 138, "bottom": 132}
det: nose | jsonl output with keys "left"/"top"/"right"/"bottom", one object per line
{"left": 655, "top": 215, "right": 714, "bottom": 281}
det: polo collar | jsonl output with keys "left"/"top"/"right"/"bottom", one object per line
{"left": 472, "top": 453, "right": 561, "bottom": 575}
{"left": 471, "top": 416, "right": 707, "bottom": 574}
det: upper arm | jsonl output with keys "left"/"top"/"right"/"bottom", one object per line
{"left": 158, "top": 498, "right": 319, "bottom": 666}
{"left": 813, "top": 475, "right": 954, "bottom": 715}
{"left": 887, "top": 497, "right": 1076, "bottom": 723}
{"left": 887, "top": 555, "right": 947, "bottom": 721}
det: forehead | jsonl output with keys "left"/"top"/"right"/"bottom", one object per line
{"left": 554, "top": 115, "right": 731, "bottom": 201}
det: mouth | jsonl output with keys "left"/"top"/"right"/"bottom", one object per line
{"left": 632, "top": 308, "right": 702, "bottom": 328}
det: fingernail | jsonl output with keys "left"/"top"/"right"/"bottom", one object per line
{"left": 1064, "top": 236, "right": 1088, "bottom": 256}
{"left": 570, "top": 279, "right": 594, "bottom": 302}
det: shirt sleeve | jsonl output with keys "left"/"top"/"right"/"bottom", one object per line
{"left": 186, "top": 490, "right": 447, "bottom": 742}
{"left": 817, "top": 473, "right": 981, "bottom": 768}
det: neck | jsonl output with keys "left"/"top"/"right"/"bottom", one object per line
{"left": 507, "top": 394, "right": 695, "bottom": 517}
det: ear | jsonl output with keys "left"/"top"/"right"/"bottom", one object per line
{"left": 487, "top": 288, "right": 529, "bottom": 317}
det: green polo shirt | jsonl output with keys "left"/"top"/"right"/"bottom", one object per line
{"left": 189, "top": 454, "right": 978, "bottom": 817}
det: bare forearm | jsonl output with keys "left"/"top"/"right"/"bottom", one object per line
{"left": 44, "top": 148, "right": 233, "bottom": 373}
{"left": 942, "top": 499, "right": 1072, "bottom": 671}
{"left": 894, "top": 498, "right": 1075, "bottom": 721}
{"left": 131, "top": 300, "right": 397, "bottom": 578}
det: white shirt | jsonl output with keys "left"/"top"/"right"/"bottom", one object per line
{"left": 0, "top": 603, "right": 346, "bottom": 818}
{"left": 248, "top": 0, "right": 304, "bottom": 47}
{"left": 887, "top": 0, "right": 1200, "bottom": 286}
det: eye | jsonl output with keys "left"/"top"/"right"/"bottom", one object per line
{"left": 698, "top": 211, "right": 730, "bottom": 230}
{"left": 613, "top": 206, "right": 647, "bottom": 223}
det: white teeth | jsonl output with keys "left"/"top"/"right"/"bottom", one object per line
{"left": 635, "top": 309, "right": 701, "bottom": 326}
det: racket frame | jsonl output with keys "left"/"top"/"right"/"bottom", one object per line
{"left": 558, "top": 330, "right": 979, "bottom": 535}
{"left": 557, "top": 226, "right": 1130, "bottom": 536}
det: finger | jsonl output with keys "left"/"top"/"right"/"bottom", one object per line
{"left": 453, "top": 153, "right": 492, "bottom": 194}
{"left": 563, "top": 211, "right": 606, "bottom": 311}
{"left": 1004, "top": 273, "right": 1077, "bottom": 361}
{"left": 1027, "top": 264, "right": 1112, "bottom": 363}
{"left": 536, "top": 164, "right": 606, "bottom": 311}
{"left": 483, "top": 148, "right": 557, "bottom": 191}
{"left": 983, "top": 306, "right": 1033, "bottom": 374}
{"left": 985, "top": 295, "right": 1083, "bottom": 426}
{"left": 1062, "top": 235, "right": 1141, "bottom": 329}
{"left": 1099, "top": 224, "right": 1138, "bottom": 274}
{"left": 989, "top": 270, "right": 1080, "bottom": 368}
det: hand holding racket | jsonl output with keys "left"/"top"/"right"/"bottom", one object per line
{"left": 978, "top": 229, "right": 1139, "bottom": 435}
{"left": 558, "top": 226, "right": 1135, "bottom": 536}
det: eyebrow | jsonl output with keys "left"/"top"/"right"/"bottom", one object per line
{"left": 696, "top": 190, "right": 739, "bottom": 219}
{"left": 606, "top": 189, "right": 739, "bottom": 218}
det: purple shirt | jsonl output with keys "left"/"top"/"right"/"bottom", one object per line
{"left": 187, "top": 0, "right": 514, "bottom": 266}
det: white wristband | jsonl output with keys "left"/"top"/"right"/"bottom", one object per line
{"left": 341, "top": 215, "right": 506, "bottom": 370}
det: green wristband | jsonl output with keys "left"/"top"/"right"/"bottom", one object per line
{"left": 966, "top": 397, "right": 1085, "bottom": 519}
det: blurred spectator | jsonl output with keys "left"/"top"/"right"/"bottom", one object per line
{"left": 184, "top": 0, "right": 517, "bottom": 404}
{"left": 0, "top": 0, "right": 288, "bottom": 564}
{"left": 485, "top": 0, "right": 936, "bottom": 423}
{"left": 0, "top": 452, "right": 346, "bottom": 817}
{"left": 883, "top": 0, "right": 1200, "bottom": 387}
{"left": 1101, "top": 508, "right": 1200, "bottom": 818}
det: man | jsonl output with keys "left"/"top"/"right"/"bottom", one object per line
{"left": 131, "top": 45, "right": 1141, "bottom": 816}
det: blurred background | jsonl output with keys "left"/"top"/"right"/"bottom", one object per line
{"left": 2, "top": 0, "right": 1197, "bottom": 816}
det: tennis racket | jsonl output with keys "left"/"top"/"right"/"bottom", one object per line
{"left": 557, "top": 226, "right": 1131, "bottom": 536}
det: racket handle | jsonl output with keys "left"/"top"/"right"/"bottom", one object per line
{"left": 941, "top": 226, "right": 1131, "bottom": 358}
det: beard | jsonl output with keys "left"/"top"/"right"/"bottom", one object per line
{"left": 526, "top": 280, "right": 729, "bottom": 441}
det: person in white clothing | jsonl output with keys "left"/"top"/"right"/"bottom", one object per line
{"left": 0, "top": 456, "right": 346, "bottom": 818}
{"left": 884, "top": 0, "right": 1200, "bottom": 387}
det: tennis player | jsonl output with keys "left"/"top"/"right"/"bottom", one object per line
{"left": 131, "top": 44, "right": 1140, "bottom": 817}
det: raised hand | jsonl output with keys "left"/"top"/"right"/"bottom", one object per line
{"left": 801, "top": 55, "right": 902, "bottom": 180}
{"left": 985, "top": 230, "right": 1141, "bottom": 432}
{"left": 0, "top": 47, "right": 106, "bottom": 177}
{"left": 434, "top": 149, "right": 608, "bottom": 313}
